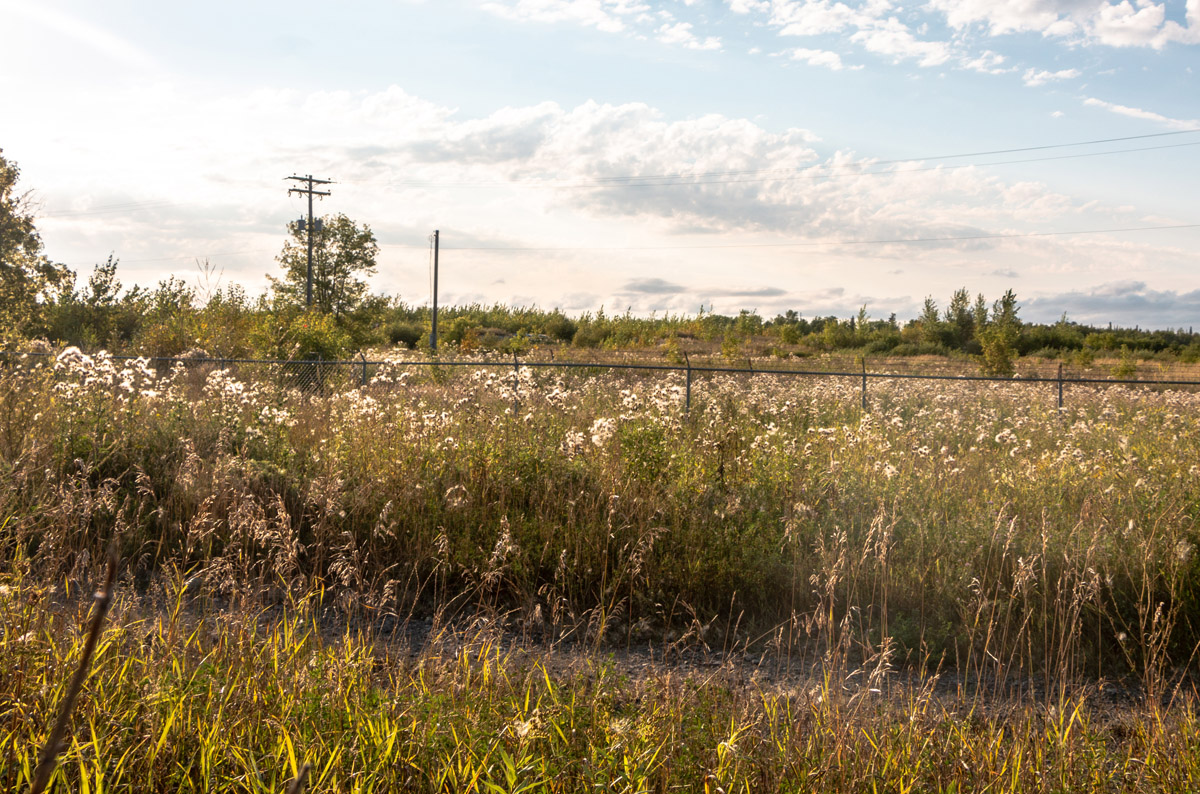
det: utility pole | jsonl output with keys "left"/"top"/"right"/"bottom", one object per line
{"left": 431, "top": 230, "right": 440, "bottom": 353}
{"left": 285, "top": 175, "right": 333, "bottom": 308}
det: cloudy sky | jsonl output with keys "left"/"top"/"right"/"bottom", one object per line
{"left": 2, "top": 0, "right": 1198, "bottom": 326}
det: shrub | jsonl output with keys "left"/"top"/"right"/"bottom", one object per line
{"left": 387, "top": 321, "right": 423, "bottom": 349}
{"left": 572, "top": 324, "right": 605, "bottom": 348}
{"left": 1112, "top": 345, "right": 1138, "bottom": 379}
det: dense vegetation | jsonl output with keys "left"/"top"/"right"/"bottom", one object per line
{"left": 6, "top": 148, "right": 1200, "bottom": 792}
{"left": 2, "top": 355, "right": 1199, "bottom": 791}
{"left": 7, "top": 256, "right": 1200, "bottom": 374}
{"left": 3, "top": 148, "right": 1197, "bottom": 372}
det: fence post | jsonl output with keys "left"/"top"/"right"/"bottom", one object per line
{"left": 317, "top": 352, "right": 323, "bottom": 394}
{"left": 359, "top": 352, "right": 367, "bottom": 386}
{"left": 861, "top": 358, "right": 868, "bottom": 412}
{"left": 683, "top": 352, "right": 692, "bottom": 416}
{"left": 1057, "top": 361, "right": 1064, "bottom": 410}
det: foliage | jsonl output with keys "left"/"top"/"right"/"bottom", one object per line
{"left": 3, "top": 361, "right": 1200, "bottom": 791}
{"left": 252, "top": 306, "right": 352, "bottom": 360}
{"left": 978, "top": 289, "right": 1021, "bottom": 376}
{"left": 270, "top": 213, "right": 378, "bottom": 316}
{"left": 3, "top": 586, "right": 1200, "bottom": 793}
{"left": 5, "top": 356, "right": 1200, "bottom": 669}
{"left": 0, "top": 227, "right": 1197, "bottom": 368}
{"left": 0, "top": 149, "right": 72, "bottom": 346}
{"left": 1113, "top": 344, "right": 1139, "bottom": 379}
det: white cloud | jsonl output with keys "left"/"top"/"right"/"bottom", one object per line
{"left": 40, "top": 86, "right": 1144, "bottom": 251}
{"left": 481, "top": 0, "right": 725, "bottom": 49}
{"left": 479, "top": 0, "right": 651, "bottom": 32}
{"left": 767, "top": 0, "right": 891, "bottom": 36}
{"left": 1083, "top": 96, "right": 1200, "bottom": 128}
{"left": 735, "top": 2, "right": 956, "bottom": 68}
{"left": 657, "top": 21, "right": 723, "bottom": 48}
{"left": 17, "top": 79, "right": 1193, "bottom": 319}
{"left": 850, "top": 17, "right": 952, "bottom": 66}
{"left": 927, "top": 0, "right": 1200, "bottom": 48}
{"left": 1023, "top": 66, "right": 1081, "bottom": 85}
{"left": 960, "top": 50, "right": 1010, "bottom": 74}
{"left": 728, "top": 0, "right": 771, "bottom": 10}
{"left": 928, "top": 0, "right": 1087, "bottom": 36}
{"left": 789, "top": 46, "right": 853, "bottom": 69}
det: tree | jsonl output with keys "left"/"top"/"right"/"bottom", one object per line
{"left": 270, "top": 213, "right": 378, "bottom": 317}
{"left": 917, "top": 296, "right": 945, "bottom": 346}
{"left": 0, "top": 149, "right": 72, "bottom": 344}
{"left": 944, "top": 287, "right": 975, "bottom": 349}
{"left": 979, "top": 289, "right": 1021, "bottom": 376}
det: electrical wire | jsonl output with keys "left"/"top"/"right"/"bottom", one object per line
{"left": 62, "top": 248, "right": 275, "bottom": 267}
{"left": 345, "top": 129, "right": 1200, "bottom": 190}
{"left": 584, "top": 128, "right": 1200, "bottom": 182}
{"left": 374, "top": 222, "right": 1200, "bottom": 252}
{"left": 40, "top": 200, "right": 178, "bottom": 218}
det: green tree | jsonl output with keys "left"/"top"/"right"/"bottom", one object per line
{"left": 271, "top": 213, "right": 378, "bottom": 317}
{"left": 944, "top": 287, "right": 975, "bottom": 349}
{"left": 0, "top": 149, "right": 72, "bottom": 344}
{"left": 917, "top": 296, "right": 944, "bottom": 345}
{"left": 979, "top": 289, "right": 1021, "bottom": 376}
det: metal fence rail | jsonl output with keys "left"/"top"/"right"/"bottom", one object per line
{"left": 5, "top": 348, "right": 1199, "bottom": 412}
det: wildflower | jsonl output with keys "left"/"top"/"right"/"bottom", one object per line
{"left": 561, "top": 430, "right": 587, "bottom": 459}
{"left": 590, "top": 417, "right": 616, "bottom": 447}
{"left": 444, "top": 484, "right": 469, "bottom": 510}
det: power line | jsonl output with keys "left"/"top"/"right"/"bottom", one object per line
{"left": 39, "top": 200, "right": 177, "bottom": 218}
{"left": 347, "top": 129, "right": 1200, "bottom": 191}
{"left": 63, "top": 220, "right": 1197, "bottom": 267}
{"left": 374, "top": 222, "right": 1200, "bottom": 253}
{"left": 58, "top": 220, "right": 1200, "bottom": 273}
{"left": 563, "top": 141, "right": 1200, "bottom": 189}
{"left": 586, "top": 127, "right": 1200, "bottom": 182}
{"left": 61, "top": 248, "right": 275, "bottom": 267}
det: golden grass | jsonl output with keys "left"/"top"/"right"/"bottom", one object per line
{"left": 1, "top": 353, "right": 1199, "bottom": 790}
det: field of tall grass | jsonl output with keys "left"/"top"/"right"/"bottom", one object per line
{"left": 2, "top": 348, "right": 1199, "bottom": 791}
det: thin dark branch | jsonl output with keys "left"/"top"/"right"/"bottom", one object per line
{"left": 285, "top": 762, "right": 313, "bottom": 794}
{"left": 29, "top": 547, "right": 118, "bottom": 794}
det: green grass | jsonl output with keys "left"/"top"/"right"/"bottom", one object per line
{"left": 2, "top": 581, "right": 1199, "bottom": 793}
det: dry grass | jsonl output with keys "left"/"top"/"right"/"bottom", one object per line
{"left": 1, "top": 350, "right": 1199, "bottom": 790}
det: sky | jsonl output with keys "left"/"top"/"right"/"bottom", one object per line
{"left": 1, "top": 0, "right": 1198, "bottom": 327}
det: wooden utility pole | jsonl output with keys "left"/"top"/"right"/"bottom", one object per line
{"left": 431, "top": 230, "right": 440, "bottom": 353}
{"left": 285, "top": 175, "right": 333, "bottom": 307}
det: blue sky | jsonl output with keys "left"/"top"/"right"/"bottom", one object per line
{"left": 2, "top": 0, "right": 1198, "bottom": 326}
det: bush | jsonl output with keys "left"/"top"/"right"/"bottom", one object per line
{"left": 889, "top": 342, "right": 950, "bottom": 357}
{"left": 572, "top": 325, "right": 605, "bottom": 348}
{"left": 862, "top": 337, "right": 900, "bottom": 355}
{"left": 979, "top": 326, "right": 1017, "bottom": 377}
{"left": 1073, "top": 348, "right": 1096, "bottom": 368}
{"left": 253, "top": 309, "right": 350, "bottom": 360}
{"left": 1112, "top": 345, "right": 1138, "bottom": 379}
{"left": 387, "top": 321, "right": 423, "bottom": 349}
{"left": 543, "top": 312, "right": 578, "bottom": 342}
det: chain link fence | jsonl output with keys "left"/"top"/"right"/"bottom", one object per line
{"left": 4, "top": 348, "right": 1199, "bottom": 410}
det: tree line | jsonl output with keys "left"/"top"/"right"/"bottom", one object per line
{"left": 3, "top": 148, "right": 1197, "bottom": 372}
